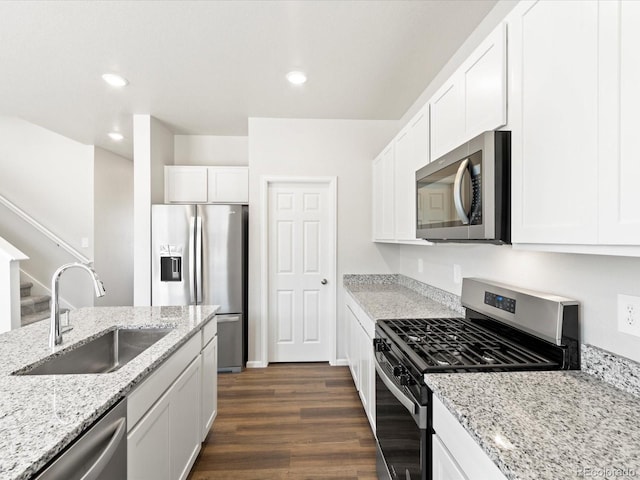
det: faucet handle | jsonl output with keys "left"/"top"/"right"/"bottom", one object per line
{"left": 60, "top": 310, "right": 73, "bottom": 334}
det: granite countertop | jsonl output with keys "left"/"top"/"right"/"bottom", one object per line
{"left": 343, "top": 274, "right": 463, "bottom": 320}
{"left": 426, "top": 370, "right": 640, "bottom": 479}
{"left": 0, "top": 305, "right": 217, "bottom": 480}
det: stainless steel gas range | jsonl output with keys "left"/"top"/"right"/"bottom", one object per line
{"left": 374, "top": 278, "right": 580, "bottom": 480}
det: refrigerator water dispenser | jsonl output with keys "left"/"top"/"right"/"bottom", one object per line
{"left": 159, "top": 245, "right": 183, "bottom": 282}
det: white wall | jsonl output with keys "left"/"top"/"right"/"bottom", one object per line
{"left": 400, "top": 0, "right": 519, "bottom": 126}
{"left": 133, "top": 115, "right": 174, "bottom": 305}
{"left": 174, "top": 135, "right": 248, "bottom": 166}
{"left": 0, "top": 117, "right": 95, "bottom": 309}
{"left": 0, "top": 116, "right": 94, "bottom": 257}
{"left": 94, "top": 147, "right": 133, "bottom": 306}
{"left": 248, "top": 117, "right": 400, "bottom": 365}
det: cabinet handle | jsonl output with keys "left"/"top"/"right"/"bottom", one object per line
{"left": 321, "top": 279, "right": 328, "bottom": 285}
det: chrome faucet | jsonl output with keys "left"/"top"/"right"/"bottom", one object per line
{"left": 49, "top": 263, "right": 106, "bottom": 348}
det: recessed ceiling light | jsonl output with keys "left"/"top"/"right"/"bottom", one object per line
{"left": 108, "top": 132, "right": 124, "bottom": 141}
{"left": 102, "top": 73, "right": 129, "bottom": 87}
{"left": 286, "top": 71, "right": 307, "bottom": 85}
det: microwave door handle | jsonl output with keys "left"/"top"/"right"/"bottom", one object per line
{"left": 454, "top": 158, "right": 470, "bottom": 225}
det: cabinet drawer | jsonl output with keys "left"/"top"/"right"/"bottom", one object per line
{"left": 202, "top": 317, "right": 217, "bottom": 348}
{"left": 433, "top": 396, "right": 506, "bottom": 480}
{"left": 128, "top": 334, "right": 200, "bottom": 431}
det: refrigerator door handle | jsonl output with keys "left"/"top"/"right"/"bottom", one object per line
{"left": 189, "top": 216, "right": 196, "bottom": 304}
{"left": 196, "top": 215, "right": 203, "bottom": 304}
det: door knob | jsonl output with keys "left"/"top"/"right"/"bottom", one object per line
{"left": 321, "top": 279, "right": 328, "bottom": 285}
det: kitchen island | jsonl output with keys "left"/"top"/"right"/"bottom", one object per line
{"left": 0, "top": 305, "right": 217, "bottom": 480}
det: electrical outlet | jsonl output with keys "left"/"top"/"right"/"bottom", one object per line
{"left": 418, "top": 258, "right": 424, "bottom": 273}
{"left": 617, "top": 294, "right": 640, "bottom": 337}
{"left": 453, "top": 264, "right": 462, "bottom": 284}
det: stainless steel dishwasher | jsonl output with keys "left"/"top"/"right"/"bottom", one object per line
{"left": 33, "top": 398, "right": 127, "bottom": 480}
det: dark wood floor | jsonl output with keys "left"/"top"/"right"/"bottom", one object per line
{"left": 187, "top": 363, "right": 377, "bottom": 480}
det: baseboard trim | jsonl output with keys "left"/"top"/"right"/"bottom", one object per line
{"left": 333, "top": 358, "right": 348, "bottom": 367}
{"left": 246, "top": 361, "right": 268, "bottom": 368}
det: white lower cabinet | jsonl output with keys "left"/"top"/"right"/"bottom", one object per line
{"left": 170, "top": 358, "right": 202, "bottom": 480}
{"left": 127, "top": 319, "right": 218, "bottom": 480}
{"left": 200, "top": 334, "right": 218, "bottom": 441}
{"left": 128, "top": 357, "right": 201, "bottom": 480}
{"left": 345, "top": 292, "right": 375, "bottom": 431}
{"left": 433, "top": 396, "right": 507, "bottom": 480}
{"left": 128, "top": 390, "right": 172, "bottom": 480}
{"left": 432, "top": 435, "right": 468, "bottom": 480}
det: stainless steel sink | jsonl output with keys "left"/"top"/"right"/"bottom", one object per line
{"left": 16, "top": 328, "right": 173, "bottom": 375}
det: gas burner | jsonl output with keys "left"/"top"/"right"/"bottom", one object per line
{"left": 481, "top": 354, "right": 497, "bottom": 364}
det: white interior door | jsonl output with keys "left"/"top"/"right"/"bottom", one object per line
{"left": 267, "top": 180, "right": 336, "bottom": 362}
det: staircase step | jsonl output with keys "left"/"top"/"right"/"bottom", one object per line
{"left": 20, "top": 281, "right": 33, "bottom": 298}
{"left": 21, "top": 310, "right": 50, "bottom": 327}
{"left": 20, "top": 295, "right": 51, "bottom": 316}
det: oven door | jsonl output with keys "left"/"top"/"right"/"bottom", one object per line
{"left": 375, "top": 353, "right": 430, "bottom": 480}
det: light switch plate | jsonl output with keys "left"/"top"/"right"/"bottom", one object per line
{"left": 617, "top": 294, "right": 640, "bottom": 337}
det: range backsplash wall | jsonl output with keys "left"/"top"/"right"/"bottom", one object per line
{"left": 397, "top": 243, "right": 640, "bottom": 364}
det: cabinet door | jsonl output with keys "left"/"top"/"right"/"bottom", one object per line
{"left": 345, "top": 304, "right": 360, "bottom": 389}
{"left": 598, "top": 0, "right": 640, "bottom": 243}
{"left": 165, "top": 166, "right": 208, "bottom": 203}
{"left": 200, "top": 336, "right": 218, "bottom": 441}
{"left": 394, "top": 106, "right": 429, "bottom": 241}
{"left": 430, "top": 80, "right": 464, "bottom": 160}
{"left": 207, "top": 167, "right": 249, "bottom": 203}
{"left": 432, "top": 435, "right": 468, "bottom": 480}
{"left": 372, "top": 144, "right": 395, "bottom": 241}
{"left": 510, "top": 0, "right": 599, "bottom": 244}
{"left": 171, "top": 357, "right": 202, "bottom": 480}
{"left": 463, "top": 23, "right": 507, "bottom": 139}
{"left": 128, "top": 391, "right": 172, "bottom": 480}
{"left": 358, "top": 327, "right": 375, "bottom": 431}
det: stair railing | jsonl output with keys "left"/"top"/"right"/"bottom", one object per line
{"left": 0, "top": 236, "right": 29, "bottom": 332}
{"left": 0, "top": 193, "right": 91, "bottom": 264}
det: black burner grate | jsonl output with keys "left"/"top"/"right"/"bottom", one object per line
{"left": 381, "top": 318, "right": 558, "bottom": 372}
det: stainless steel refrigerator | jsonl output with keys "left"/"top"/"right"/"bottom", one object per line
{"left": 151, "top": 204, "right": 247, "bottom": 372}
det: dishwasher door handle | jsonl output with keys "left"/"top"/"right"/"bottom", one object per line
{"left": 80, "top": 417, "right": 126, "bottom": 480}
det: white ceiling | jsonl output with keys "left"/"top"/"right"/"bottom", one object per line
{"left": 0, "top": 0, "right": 497, "bottom": 159}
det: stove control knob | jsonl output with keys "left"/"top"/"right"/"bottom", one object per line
{"left": 374, "top": 339, "right": 390, "bottom": 352}
{"left": 400, "top": 375, "right": 414, "bottom": 387}
{"left": 393, "top": 365, "right": 407, "bottom": 377}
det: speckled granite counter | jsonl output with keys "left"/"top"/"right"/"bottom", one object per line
{"left": 426, "top": 368, "right": 640, "bottom": 480}
{"left": 0, "top": 305, "right": 217, "bottom": 480}
{"left": 343, "top": 273, "right": 463, "bottom": 319}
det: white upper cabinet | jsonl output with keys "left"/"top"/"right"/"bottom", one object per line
{"left": 430, "top": 23, "right": 507, "bottom": 161}
{"left": 394, "top": 106, "right": 430, "bottom": 242}
{"left": 598, "top": 0, "right": 640, "bottom": 244}
{"left": 372, "top": 143, "right": 395, "bottom": 241}
{"left": 207, "top": 167, "right": 249, "bottom": 204}
{"left": 373, "top": 106, "right": 430, "bottom": 244}
{"left": 509, "top": 0, "right": 599, "bottom": 245}
{"left": 430, "top": 80, "right": 465, "bottom": 161}
{"left": 165, "top": 166, "right": 248, "bottom": 204}
{"left": 509, "top": 0, "right": 640, "bottom": 253}
{"left": 165, "top": 166, "right": 209, "bottom": 203}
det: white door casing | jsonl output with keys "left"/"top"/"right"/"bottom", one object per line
{"left": 262, "top": 177, "right": 337, "bottom": 364}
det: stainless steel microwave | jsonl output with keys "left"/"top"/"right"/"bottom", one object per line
{"left": 416, "top": 131, "right": 510, "bottom": 243}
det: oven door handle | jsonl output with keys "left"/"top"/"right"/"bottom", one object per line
{"left": 374, "top": 356, "right": 427, "bottom": 429}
